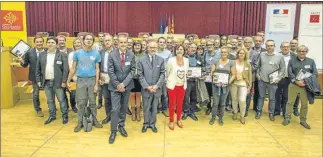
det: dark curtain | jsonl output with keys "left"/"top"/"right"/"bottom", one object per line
{"left": 26, "top": 1, "right": 322, "bottom": 37}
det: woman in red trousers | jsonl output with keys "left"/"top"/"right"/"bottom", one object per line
{"left": 166, "top": 45, "right": 189, "bottom": 130}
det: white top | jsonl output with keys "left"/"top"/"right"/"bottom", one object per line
{"left": 36, "top": 48, "right": 44, "bottom": 58}
{"left": 236, "top": 63, "right": 244, "bottom": 73}
{"left": 68, "top": 52, "right": 77, "bottom": 81}
{"left": 175, "top": 65, "right": 185, "bottom": 86}
{"left": 45, "top": 52, "right": 56, "bottom": 80}
{"left": 282, "top": 52, "right": 291, "bottom": 77}
{"left": 104, "top": 52, "right": 109, "bottom": 72}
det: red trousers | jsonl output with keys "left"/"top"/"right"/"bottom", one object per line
{"left": 167, "top": 86, "right": 185, "bottom": 122}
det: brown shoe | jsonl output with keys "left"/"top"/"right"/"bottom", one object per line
{"left": 240, "top": 117, "right": 245, "bottom": 125}
{"left": 136, "top": 107, "right": 141, "bottom": 122}
{"left": 131, "top": 107, "right": 136, "bottom": 121}
{"left": 93, "top": 121, "right": 103, "bottom": 128}
{"left": 74, "top": 124, "right": 83, "bottom": 133}
{"left": 37, "top": 111, "right": 44, "bottom": 117}
{"left": 232, "top": 113, "right": 237, "bottom": 120}
{"left": 177, "top": 121, "right": 183, "bottom": 128}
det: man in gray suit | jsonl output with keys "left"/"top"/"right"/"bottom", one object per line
{"left": 107, "top": 35, "right": 135, "bottom": 144}
{"left": 138, "top": 41, "right": 165, "bottom": 133}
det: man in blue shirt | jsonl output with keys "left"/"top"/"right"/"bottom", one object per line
{"left": 67, "top": 33, "right": 103, "bottom": 132}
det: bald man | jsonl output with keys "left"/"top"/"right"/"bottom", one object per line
{"left": 138, "top": 41, "right": 165, "bottom": 133}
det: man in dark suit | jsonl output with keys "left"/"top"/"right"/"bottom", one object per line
{"left": 36, "top": 37, "right": 69, "bottom": 125}
{"left": 18, "top": 35, "right": 45, "bottom": 117}
{"left": 107, "top": 35, "right": 135, "bottom": 144}
{"left": 138, "top": 41, "right": 165, "bottom": 133}
{"left": 99, "top": 34, "right": 114, "bottom": 125}
{"left": 245, "top": 36, "right": 266, "bottom": 117}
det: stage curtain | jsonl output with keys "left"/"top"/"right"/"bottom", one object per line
{"left": 26, "top": 1, "right": 321, "bottom": 37}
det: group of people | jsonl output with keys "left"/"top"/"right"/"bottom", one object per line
{"left": 18, "top": 31, "right": 320, "bottom": 144}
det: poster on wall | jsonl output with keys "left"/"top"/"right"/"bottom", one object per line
{"left": 0, "top": 10, "right": 24, "bottom": 31}
{"left": 299, "top": 11, "right": 322, "bottom": 36}
{"left": 269, "top": 8, "right": 292, "bottom": 32}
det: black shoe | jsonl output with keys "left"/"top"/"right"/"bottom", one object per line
{"left": 127, "top": 108, "right": 132, "bottom": 115}
{"left": 189, "top": 112, "right": 198, "bottom": 121}
{"left": 109, "top": 132, "right": 117, "bottom": 144}
{"left": 244, "top": 111, "right": 248, "bottom": 117}
{"left": 62, "top": 117, "right": 68, "bottom": 124}
{"left": 218, "top": 118, "right": 224, "bottom": 126}
{"left": 141, "top": 126, "right": 148, "bottom": 133}
{"left": 274, "top": 112, "right": 281, "bottom": 116}
{"left": 74, "top": 124, "right": 83, "bottom": 132}
{"left": 209, "top": 117, "right": 216, "bottom": 125}
{"left": 269, "top": 114, "right": 275, "bottom": 121}
{"left": 293, "top": 109, "right": 300, "bottom": 116}
{"left": 97, "top": 103, "right": 102, "bottom": 109}
{"left": 118, "top": 127, "right": 128, "bottom": 137}
{"left": 191, "top": 107, "right": 201, "bottom": 112}
{"left": 300, "top": 122, "right": 311, "bottom": 129}
{"left": 205, "top": 108, "right": 211, "bottom": 115}
{"left": 282, "top": 115, "right": 291, "bottom": 126}
{"left": 44, "top": 117, "right": 56, "bottom": 125}
{"left": 255, "top": 112, "right": 261, "bottom": 119}
{"left": 93, "top": 121, "right": 103, "bottom": 128}
{"left": 102, "top": 116, "right": 111, "bottom": 124}
{"left": 151, "top": 126, "right": 158, "bottom": 133}
{"left": 182, "top": 112, "right": 188, "bottom": 120}
{"left": 72, "top": 106, "right": 78, "bottom": 113}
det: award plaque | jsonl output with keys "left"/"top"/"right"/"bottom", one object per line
{"left": 101, "top": 73, "right": 110, "bottom": 84}
{"left": 10, "top": 40, "right": 31, "bottom": 57}
{"left": 187, "top": 67, "right": 202, "bottom": 78}
{"left": 212, "top": 72, "right": 229, "bottom": 85}
{"left": 204, "top": 72, "right": 212, "bottom": 83}
{"left": 269, "top": 70, "right": 279, "bottom": 84}
{"left": 296, "top": 69, "right": 312, "bottom": 81}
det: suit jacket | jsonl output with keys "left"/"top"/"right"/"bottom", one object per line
{"left": 100, "top": 48, "right": 114, "bottom": 73}
{"left": 231, "top": 61, "right": 253, "bottom": 91}
{"left": 107, "top": 48, "right": 135, "bottom": 91}
{"left": 138, "top": 53, "right": 165, "bottom": 97}
{"left": 21, "top": 48, "right": 42, "bottom": 82}
{"left": 166, "top": 57, "right": 189, "bottom": 90}
{"left": 36, "top": 49, "right": 68, "bottom": 87}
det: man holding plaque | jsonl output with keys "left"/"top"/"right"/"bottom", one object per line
{"left": 255, "top": 40, "right": 285, "bottom": 121}
{"left": 282, "top": 45, "right": 318, "bottom": 129}
{"left": 182, "top": 43, "right": 202, "bottom": 121}
{"left": 18, "top": 35, "right": 45, "bottom": 117}
{"left": 99, "top": 34, "right": 114, "bottom": 125}
{"left": 138, "top": 41, "right": 165, "bottom": 133}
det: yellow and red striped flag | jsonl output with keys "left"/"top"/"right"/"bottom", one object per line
{"left": 170, "top": 13, "right": 175, "bottom": 34}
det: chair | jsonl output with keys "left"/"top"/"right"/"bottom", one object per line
{"left": 187, "top": 34, "right": 198, "bottom": 39}
{"left": 57, "top": 32, "right": 70, "bottom": 37}
{"left": 36, "top": 32, "right": 49, "bottom": 37}
{"left": 117, "top": 32, "right": 129, "bottom": 37}
{"left": 138, "top": 32, "right": 150, "bottom": 37}
{"left": 77, "top": 32, "right": 88, "bottom": 37}
{"left": 208, "top": 34, "right": 220, "bottom": 39}
{"left": 228, "top": 35, "right": 238, "bottom": 40}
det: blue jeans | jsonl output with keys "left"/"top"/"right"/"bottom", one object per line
{"left": 160, "top": 83, "right": 168, "bottom": 110}
{"left": 44, "top": 80, "right": 68, "bottom": 118}
{"left": 32, "top": 82, "right": 41, "bottom": 112}
{"left": 257, "top": 80, "right": 278, "bottom": 114}
{"left": 211, "top": 85, "right": 230, "bottom": 118}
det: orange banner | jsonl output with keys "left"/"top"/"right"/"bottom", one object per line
{"left": 1, "top": 10, "right": 24, "bottom": 31}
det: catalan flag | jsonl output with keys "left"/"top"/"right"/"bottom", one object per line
{"left": 170, "top": 13, "right": 175, "bottom": 34}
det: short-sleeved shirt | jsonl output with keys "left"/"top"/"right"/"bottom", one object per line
{"left": 73, "top": 49, "right": 101, "bottom": 78}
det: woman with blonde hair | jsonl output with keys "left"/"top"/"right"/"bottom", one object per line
{"left": 229, "top": 48, "right": 252, "bottom": 124}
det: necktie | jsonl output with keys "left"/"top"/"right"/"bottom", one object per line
{"left": 121, "top": 52, "right": 125, "bottom": 69}
{"left": 151, "top": 56, "right": 154, "bottom": 66}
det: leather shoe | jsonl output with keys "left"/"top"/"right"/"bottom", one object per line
{"left": 118, "top": 127, "right": 128, "bottom": 137}
{"left": 255, "top": 112, "right": 261, "bottom": 119}
{"left": 71, "top": 106, "right": 78, "bottom": 113}
{"left": 205, "top": 108, "right": 211, "bottom": 115}
{"left": 102, "top": 116, "right": 111, "bottom": 124}
{"left": 93, "top": 121, "right": 103, "bottom": 128}
{"left": 282, "top": 115, "right": 291, "bottom": 126}
{"left": 62, "top": 117, "right": 68, "bottom": 124}
{"left": 218, "top": 118, "right": 224, "bottom": 126}
{"left": 244, "top": 111, "right": 248, "bottom": 117}
{"left": 209, "top": 117, "right": 216, "bottom": 125}
{"left": 300, "top": 121, "right": 311, "bottom": 129}
{"left": 141, "top": 126, "right": 148, "bottom": 133}
{"left": 109, "top": 132, "right": 117, "bottom": 144}
{"left": 127, "top": 108, "right": 132, "bottom": 115}
{"left": 191, "top": 107, "right": 201, "bottom": 112}
{"left": 151, "top": 126, "right": 158, "bottom": 133}
{"left": 274, "top": 112, "right": 281, "bottom": 116}
{"left": 182, "top": 112, "right": 188, "bottom": 120}
{"left": 74, "top": 124, "right": 83, "bottom": 132}
{"left": 44, "top": 117, "right": 56, "bottom": 125}
{"left": 269, "top": 114, "right": 275, "bottom": 121}
{"left": 162, "top": 110, "right": 169, "bottom": 117}
{"left": 189, "top": 112, "right": 198, "bottom": 121}
{"left": 293, "top": 109, "right": 300, "bottom": 116}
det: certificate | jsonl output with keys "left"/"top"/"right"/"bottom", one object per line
{"left": 101, "top": 73, "right": 110, "bottom": 84}
{"left": 187, "top": 67, "right": 202, "bottom": 78}
{"left": 10, "top": 40, "right": 31, "bottom": 57}
{"left": 269, "top": 70, "right": 279, "bottom": 84}
{"left": 212, "top": 72, "right": 229, "bottom": 85}
{"left": 296, "top": 69, "right": 312, "bottom": 81}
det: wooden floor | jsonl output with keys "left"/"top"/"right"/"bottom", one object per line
{"left": 1, "top": 92, "right": 322, "bottom": 157}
